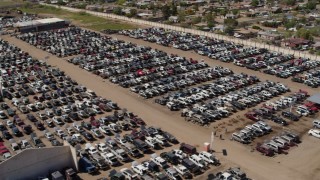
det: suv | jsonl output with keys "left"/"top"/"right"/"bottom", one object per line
{"left": 231, "top": 133, "right": 251, "bottom": 144}
{"left": 181, "top": 158, "right": 201, "bottom": 175}
{"left": 313, "top": 120, "right": 320, "bottom": 128}
{"left": 133, "top": 139, "right": 150, "bottom": 153}
{"left": 160, "top": 151, "right": 179, "bottom": 165}
{"left": 31, "top": 133, "right": 45, "bottom": 148}
{"left": 179, "top": 143, "right": 197, "bottom": 155}
{"left": 256, "top": 143, "right": 274, "bottom": 156}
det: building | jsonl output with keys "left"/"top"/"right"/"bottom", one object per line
{"left": 258, "top": 31, "right": 283, "bottom": 41}
{"left": 283, "top": 38, "right": 311, "bottom": 49}
{"left": 14, "top": 18, "right": 69, "bottom": 33}
{"left": 169, "top": 16, "right": 179, "bottom": 23}
{"left": 0, "top": 146, "right": 77, "bottom": 180}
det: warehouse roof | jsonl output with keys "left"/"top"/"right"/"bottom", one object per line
{"left": 307, "top": 93, "right": 320, "bottom": 104}
{"left": 36, "top": 18, "right": 65, "bottom": 24}
{"left": 14, "top": 18, "right": 65, "bottom": 28}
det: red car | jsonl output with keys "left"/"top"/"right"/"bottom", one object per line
{"left": 245, "top": 112, "right": 260, "bottom": 121}
{"left": 256, "top": 143, "right": 274, "bottom": 156}
{"left": 0, "top": 142, "right": 9, "bottom": 155}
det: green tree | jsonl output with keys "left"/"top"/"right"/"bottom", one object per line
{"left": 161, "top": 4, "right": 171, "bottom": 20}
{"left": 282, "top": 0, "right": 296, "bottom": 6}
{"left": 127, "top": 9, "right": 137, "bottom": 18}
{"left": 205, "top": 12, "right": 215, "bottom": 27}
{"left": 191, "top": 16, "right": 202, "bottom": 25}
{"left": 116, "top": 0, "right": 126, "bottom": 5}
{"left": 225, "top": 26, "right": 235, "bottom": 35}
{"left": 57, "top": 0, "right": 66, "bottom": 5}
{"left": 171, "top": 4, "right": 178, "bottom": 16}
{"left": 284, "top": 19, "right": 297, "bottom": 29}
{"left": 178, "top": 10, "right": 186, "bottom": 22}
{"left": 305, "top": 1, "right": 317, "bottom": 10}
{"left": 296, "top": 28, "right": 313, "bottom": 41}
{"left": 251, "top": 0, "right": 259, "bottom": 7}
{"left": 113, "top": 7, "right": 123, "bottom": 15}
{"left": 224, "top": 19, "right": 238, "bottom": 27}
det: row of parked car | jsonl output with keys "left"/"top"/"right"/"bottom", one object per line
{"left": 172, "top": 80, "right": 288, "bottom": 126}
{"left": 292, "top": 69, "right": 320, "bottom": 88}
{"left": 118, "top": 28, "right": 320, "bottom": 84}
{"left": 0, "top": 38, "right": 209, "bottom": 177}
{"left": 96, "top": 142, "right": 220, "bottom": 180}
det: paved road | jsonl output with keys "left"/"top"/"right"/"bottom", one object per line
{"left": 2, "top": 35, "right": 319, "bottom": 180}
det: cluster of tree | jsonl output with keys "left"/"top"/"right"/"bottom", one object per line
{"left": 161, "top": 3, "right": 178, "bottom": 20}
{"left": 261, "top": 21, "right": 281, "bottom": 28}
{"left": 295, "top": 28, "right": 313, "bottom": 41}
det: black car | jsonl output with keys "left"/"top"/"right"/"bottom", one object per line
{"left": 12, "top": 126, "right": 23, "bottom": 136}
{"left": 2, "top": 130, "right": 12, "bottom": 140}
{"left": 6, "top": 108, "right": 16, "bottom": 117}
{"left": 270, "top": 116, "right": 288, "bottom": 126}
{"left": 162, "top": 132, "right": 179, "bottom": 144}
{"left": 81, "top": 131, "right": 94, "bottom": 141}
{"left": 160, "top": 152, "right": 179, "bottom": 165}
{"left": 27, "top": 114, "right": 37, "bottom": 122}
{"left": 281, "top": 111, "right": 300, "bottom": 121}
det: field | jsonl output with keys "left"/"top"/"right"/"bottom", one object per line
{"left": 19, "top": 5, "right": 137, "bottom": 31}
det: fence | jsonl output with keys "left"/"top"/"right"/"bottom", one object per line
{"left": 41, "top": 3, "right": 319, "bottom": 61}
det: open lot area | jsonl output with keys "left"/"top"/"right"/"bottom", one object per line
{"left": 1, "top": 15, "right": 320, "bottom": 180}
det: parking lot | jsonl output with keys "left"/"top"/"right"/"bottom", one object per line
{"left": 1, "top": 22, "right": 320, "bottom": 180}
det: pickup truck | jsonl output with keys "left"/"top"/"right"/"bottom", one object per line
{"left": 199, "top": 151, "right": 220, "bottom": 166}
{"left": 150, "top": 154, "right": 169, "bottom": 169}
{"left": 173, "top": 165, "right": 193, "bottom": 179}
{"left": 78, "top": 157, "right": 97, "bottom": 174}
{"left": 110, "top": 148, "right": 130, "bottom": 162}
{"left": 145, "top": 136, "right": 160, "bottom": 149}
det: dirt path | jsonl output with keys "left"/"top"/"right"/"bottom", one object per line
{"left": 2, "top": 35, "right": 320, "bottom": 180}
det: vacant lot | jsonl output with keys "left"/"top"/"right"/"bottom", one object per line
{"left": 19, "top": 5, "right": 138, "bottom": 31}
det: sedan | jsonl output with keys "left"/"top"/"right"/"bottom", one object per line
{"left": 308, "top": 129, "right": 320, "bottom": 138}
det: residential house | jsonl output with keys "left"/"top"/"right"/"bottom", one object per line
{"left": 258, "top": 31, "right": 283, "bottom": 41}
{"left": 169, "top": 16, "right": 179, "bottom": 23}
{"left": 283, "top": 38, "right": 312, "bottom": 49}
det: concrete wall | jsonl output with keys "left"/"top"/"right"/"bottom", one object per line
{"left": 0, "top": 146, "right": 76, "bottom": 180}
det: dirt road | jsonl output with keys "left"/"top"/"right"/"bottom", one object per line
{"left": 2, "top": 35, "right": 320, "bottom": 180}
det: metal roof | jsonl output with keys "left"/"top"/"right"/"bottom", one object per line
{"left": 307, "top": 93, "right": 320, "bottom": 104}
{"left": 14, "top": 18, "right": 65, "bottom": 28}
{"left": 35, "top": 18, "right": 64, "bottom": 24}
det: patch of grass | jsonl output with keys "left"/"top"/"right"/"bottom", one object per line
{"left": 0, "top": 0, "right": 25, "bottom": 7}
{"left": 18, "top": 5, "right": 137, "bottom": 31}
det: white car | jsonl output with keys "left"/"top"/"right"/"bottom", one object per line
{"left": 131, "top": 161, "right": 148, "bottom": 176}
{"left": 199, "top": 151, "right": 219, "bottom": 165}
{"left": 308, "top": 129, "right": 320, "bottom": 138}
{"left": 120, "top": 168, "right": 139, "bottom": 180}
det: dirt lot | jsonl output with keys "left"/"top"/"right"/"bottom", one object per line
{"left": 1, "top": 32, "right": 320, "bottom": 180}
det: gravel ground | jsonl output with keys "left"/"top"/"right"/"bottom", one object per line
{"left": 1, "top": 34, "right": 320, "bottom": 180}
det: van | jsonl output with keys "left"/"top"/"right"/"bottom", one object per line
{"left": 180, "top": 143, "right": 197, "bottom": 155}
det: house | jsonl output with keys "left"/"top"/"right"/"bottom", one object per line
{"left": 258, "top": 31, "right": 283, "bottom": 41}
{"left": 137, "top": 13, "right": 153, "bottom": 19}
{"left": 221, "top": 13, "right": 237, "bottom": 19}
{"left": 169, "top": 16, "right": 179, "bottom": 23}
{"left": 212, "top": 25, "right": 225, "bottom": 32}
{"left": 283, "top": 38, "right": 312, "bottom": 49}
{"left": 313, "top": 41, "right": 320, "bottom": 50}
{"left": 234, "top": 28, "right": 258, "bottom": 39}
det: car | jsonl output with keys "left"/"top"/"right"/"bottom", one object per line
{"left": 120, "top": 168, "right": 139, "bottom": 180}
{"left": 256, "top": 143, "right": 275, "bottom": 156}
{"left": 99, "top": 125, "right": 112, "bottom": 135}
{"left": 150, "top": 154, "right": 169, "bottom": 169}
{"left": 308, "top": 129, "right": 320, "bottom": 138}
{"left": 91, "top": 128, "right": 104, "bottom": 138}
{"left": 53, "top": 116, "right": 64, "bottom": 125}
{"left": 45, "top": 132, "right": 56, "bottom": 141}
{"left": 81, "top": 131, "right": 94, "bottom": 141}
{"left": 2, "top": 130, "right": 13, "bottom": 140}
{"left": 281, "top": 111, "right": 300, "bottom": 121}
{"left": 131, "top": 161, "right": 148, "bottom": 176}
{"left": 71, "top": 133, "right": 85, "bottom": 144}
{"left": 313, "top": 119, "right": 320, "bottom": 128}
{"left": 26, "top": 114, "right": 37, "bottom": 122}
{"left": 165, "top": 167, "right": 180, "bottom": 180}
{"left": 160, "top": 151, "right": 179, "bottom": 165}
{"left": 0, "top": 111, "right": 7, "bottom": 119}
{"left": 198, "top": 151, "right": 220, "bottom": 165}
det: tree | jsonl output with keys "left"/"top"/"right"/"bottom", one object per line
{"left": 251, "top": 0, "right": 259, "bottom": 7}
{"left": 284, "top": 19, "right": 297, "bottom": 29}
{"left": 232, "top": 9, "right": 239, "bottom": 15}
{"left": 171, "top": 4, "right": 177, "bottom": 16}
{"left": 57, "top": 0, "right": 66, "bottom": 5}
{"left": 116, "top": 0, "right": 126, "bottom": 5}
{"left": 127, "top": 9, "right": 137, "bottom": 18}
{"left": 281, "top": 0, "right": 296, "bottom": 6}
{"left": 161, "top": 4, "right": 171, "bottom": 20}
{"left": 224, "top": 26, "right": 235, "bottom": 35}
{"left": 191, "top": 16, "right": 202, "bottom": 25}
{"left": 113, "top": 7, "right": 123, "bottom": 15}
{"left": 224, "top": 19, "right": 238, "bottom": 27}
{"left": 296, "top": 28, "right": 313, "bottom": 41}
{"left": 178, "top": 10, "right": 186, "bottom": 22}
{"left": 205, "top": 12, "right": 215, "bottom": 27}
{"left": 305, "top": 1, "right": 317, "bottom": 10}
